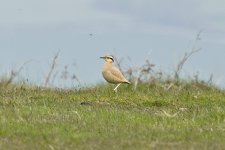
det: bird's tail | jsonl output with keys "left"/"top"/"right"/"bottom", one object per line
{"left": 124, "top": 80, "right": 131, "bottom": 84}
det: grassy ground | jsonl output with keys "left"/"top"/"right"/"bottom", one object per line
{"left": 0, "top": 82, "right": 225, "bottom": 150}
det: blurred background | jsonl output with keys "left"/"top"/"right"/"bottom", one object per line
{"left": 0, "top": 0, "right": 224, "bottom": 88}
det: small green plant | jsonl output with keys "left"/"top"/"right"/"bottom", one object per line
{"left": 0, "top": 82, "right": 224, "bottom": 150}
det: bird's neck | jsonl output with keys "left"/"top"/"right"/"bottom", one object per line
{"left": 106, "top": 61, "right": 113, "bottom": 65}
{"left": 103, "top": 62, "right": 113, "bottom": 68}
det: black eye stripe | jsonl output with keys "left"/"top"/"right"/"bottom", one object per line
{"left": 106, "top": 57, "right": 113, "bottom": 59}
{"left": 106, "top": 57, "right": 114, "bottom": 61}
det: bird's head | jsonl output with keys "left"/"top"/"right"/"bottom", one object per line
{"left": 100, "top": 55, "right": 114, "bottom": 63}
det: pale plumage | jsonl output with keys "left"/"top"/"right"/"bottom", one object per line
{"left": 100, "top": 55, "right": 130, "bottom": 92}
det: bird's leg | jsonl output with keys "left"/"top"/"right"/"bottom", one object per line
{"left": 114, "top": 83, "right": 121, "bottom": 92}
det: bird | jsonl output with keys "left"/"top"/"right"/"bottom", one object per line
{"left": 100, "top": 54, "right": 131, "bottom": 92}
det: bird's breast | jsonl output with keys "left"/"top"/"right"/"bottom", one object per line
{"left": 101, "top": 62, "right": 127, "bottom": 84}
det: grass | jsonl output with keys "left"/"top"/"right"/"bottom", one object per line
{"left": 0, "top": 82, "right": 225, "bottom": 150}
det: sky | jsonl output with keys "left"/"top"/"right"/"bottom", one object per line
{"left": 0, "top": 0, "right": 225, "bottom": 88}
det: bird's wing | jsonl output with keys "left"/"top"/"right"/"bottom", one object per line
{"left": 109, "top": 66, "right": 128, "bottom": 82}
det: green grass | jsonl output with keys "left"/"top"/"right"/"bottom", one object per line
{"left": 0, "top": 82, "right": 225, "bottom": 150}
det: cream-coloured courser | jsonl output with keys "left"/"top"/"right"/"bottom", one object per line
{"left": 100, "top": 55, "right": 131, "bottom": 92}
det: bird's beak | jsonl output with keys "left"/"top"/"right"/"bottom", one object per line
{"left": 100, "top": 56, "right": 105, "bottom": 59}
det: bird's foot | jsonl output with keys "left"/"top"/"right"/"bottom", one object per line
{"left": 113, "top": 83, "right": 121, "bottom": 93}
{"left": 113, "top": 88, "right": 118, "bottom": 93}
